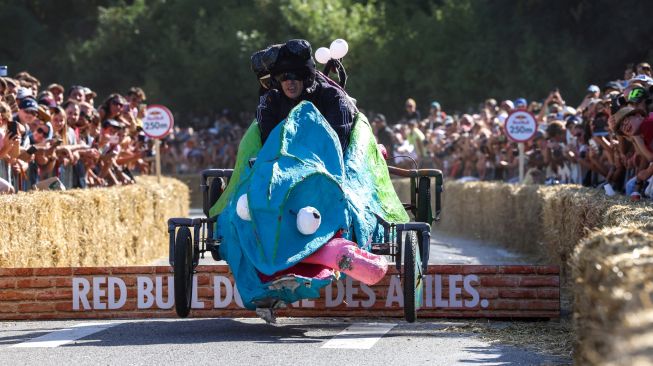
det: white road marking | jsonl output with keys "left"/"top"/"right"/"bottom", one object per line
{"left": 11, "top": 322, "right": 121, "bottom": 348}
{"left": 321, "top": 323, "right": 396, "bottom": 349}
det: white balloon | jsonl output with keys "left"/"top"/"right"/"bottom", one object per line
{"left": 330, "top": 39, "right": 349, "bottom": 59}
{"left": 296, "top": 207, "right": 321, "bottom": 235}
{"left": 315, "top": 47, "right": 331, "bottom": 64}
{"left": 236, "top": 194, "right": 251, "bottom": 221}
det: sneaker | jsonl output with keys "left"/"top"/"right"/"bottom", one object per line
{"left": 604, "top": 183, "right": 616, "bottom": 197}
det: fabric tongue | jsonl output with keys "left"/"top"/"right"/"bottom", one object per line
{"left": 303, "top": 237, "right": 388, "bottom": 285}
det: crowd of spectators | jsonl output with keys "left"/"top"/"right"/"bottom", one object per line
{"left": 7, "top": 61, "right": 652, "bottom": 203}
{"left": 160, "top": 111, "right": 250, "bottom": 175}
{"left": 371, "top": 62, "right": 653, "bottom": 201}
{"left": 0, "top": 71, "right": 153, "bottom": 193}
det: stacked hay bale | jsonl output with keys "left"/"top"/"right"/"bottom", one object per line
{"left": 440, "top": 181, "right": 546, "bottom": 258}
{"left": 573, "top": 228, "right": 653, "bottom": 366}
{"left": 0, "top": 176, "right": 188, "bottom": 267}
{"left": 434, "top": 181, "right": 653, "bottom": 365}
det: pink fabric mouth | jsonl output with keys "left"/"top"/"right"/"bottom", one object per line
{"left": 257, "top": 234, "right": 389, "bottom": 285}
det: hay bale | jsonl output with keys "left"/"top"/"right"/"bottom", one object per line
{"left": 0, "top": 176, "right": 189, "bottom": 267}
{"left": 439, "top": 181, "right": 547, "bottom": 259}
{"left": 573, "top": 227, "right": 653, "bottom": 366}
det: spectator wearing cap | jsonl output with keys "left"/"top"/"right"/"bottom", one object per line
{"left": 629, "top": 74, "right": 653, "bottom": 88}
{"left": 496, "top": 100, "right": 514, "bottom": 124}
{"left": 83, "top": 87, "right": 97, "bottom": 106}
{"left": 515, "top": 98, "right": 527, "bottom": 110}
{"left": 614, "top": 107, "right": 653, "bottom": 161}
{"left": 604, "top": 81, "right": 623, "bottom": 96}
{"left": 16, "top": 87, "right": 34, "bottom": 101}
{"left": 623, "top": 83, "right": 649, "bottom": 112}
{"left": 47, "top": 84, "right": 65, "bottom": 105}
{"left": 14, "top": 98, "right": 39, "bottom": 141}
{"left": 613, "top": 106, "right": 653, "bottom": 200}
{"left": 423, "top": 101, "right": 446, "bottom": 130}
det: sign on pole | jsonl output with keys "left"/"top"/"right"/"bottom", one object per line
{"left": 142, "top": 105, "right": 174, "bottom": 139}
{"left": 504, "top": 110, "right": 537, "bottom": 182}
{"left": 142, "top": 105, "right": 174, "bottom": 182}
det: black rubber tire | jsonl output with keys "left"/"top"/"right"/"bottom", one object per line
{"left": 174, "top": 227, "right": 193, "bottom": 318}
{"left": 403, "top": 231, "right": 418, "bottom": 323}
{"left": 208, "top": 177, "right": 225, "bottom": 210}
{"left": 416, "top": 177, "right": 430, "bottom": 223}
{"left": 416, "top": 177, "right": 430, "bottom": 258}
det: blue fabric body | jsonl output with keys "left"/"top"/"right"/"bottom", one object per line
{"left": 217, "top": 101, "right": 394, "bottom": 309}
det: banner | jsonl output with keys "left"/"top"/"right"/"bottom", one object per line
{"left": 0, "top": 265, "right": 559, "bottom": 320}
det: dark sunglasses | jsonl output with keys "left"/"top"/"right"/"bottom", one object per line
{"left": 112, "top": 100, "right": 124, "bottom": 106}
{"left": 36, "top": 128, "right": 47, "bottom": 135}
{"left": 274, "top": 72, "right": 302, "bottom": 83}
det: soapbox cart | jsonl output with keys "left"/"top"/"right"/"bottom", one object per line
{"left": 168, "top": 166, "right": 443, "bottom": 323}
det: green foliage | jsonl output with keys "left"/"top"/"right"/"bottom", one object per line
{"left": 3, "top": 0, "right": 653, "bottom": 122}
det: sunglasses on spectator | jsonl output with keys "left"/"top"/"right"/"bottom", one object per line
{"left": 36, "top": 128, "right": 47, "bottom": 135}
{"left": 112, "top": 100, "right": 124, "bottom": 106}
{"left": 274, "top": 72, "right": 302, "bottom": 82}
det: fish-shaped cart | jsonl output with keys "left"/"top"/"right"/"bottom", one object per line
{"left": 167, "top": 102, "right": 442, "bottom": 323}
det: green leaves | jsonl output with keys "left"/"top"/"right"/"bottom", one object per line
{"left": 4, "top": 0, "right": 653, "bottom": 120}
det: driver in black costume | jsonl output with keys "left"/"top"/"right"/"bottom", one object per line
{"left": 253, "top": 39, "right": 357, "bottom": 151}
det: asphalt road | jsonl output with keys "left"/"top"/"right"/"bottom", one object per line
{"left": 1, "top": 210, "right": 569, "bottom": 365}
{"left": 0, "top": 318, "right": 569, "bottom": 365}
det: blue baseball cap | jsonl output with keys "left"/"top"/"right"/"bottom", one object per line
{"left": 19, "top": 97, "right": 39, "bottom": 112}
{"left": 430, "top": 101, "right": 441, "bottom": 110}
{"left": 587, "top": 85, "right": 600, "bottom": 94}
{"left": 515, "top": 98, "right": 527, "bottom": 108}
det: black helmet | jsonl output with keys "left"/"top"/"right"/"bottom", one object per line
{"left": 271, "top": 39, "right": 316, "bottom": 92}
{"left": 251, "top": 44, "right": 283, "bottom": 90}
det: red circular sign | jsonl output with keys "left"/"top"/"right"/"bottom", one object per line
{"left": 142, "top": 105, "right": 174, "bottom": 139}
{"left": 504, "top": 110, "right": 537, "bottom": 142}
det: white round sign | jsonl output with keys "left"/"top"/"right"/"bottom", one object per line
{"left": 504, "top": 110, "right": 537, "bottom": 142}
{"left": 142, "top": 105, "right": 174, "bottom": 139}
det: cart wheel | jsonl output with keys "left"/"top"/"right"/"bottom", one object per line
{"left": 402, "top": 231, "right": 423, "bottom": 323}
{"left": 174, "top": 227, "right": 193, "bottom": 318}
{"left": 208, "top": 177, "right": 225, "bottom": 209}
{"left": 416, "top": 177, "right": 430, "bottom": 258}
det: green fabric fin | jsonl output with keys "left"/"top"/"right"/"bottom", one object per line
{"left": 209, "top": 121, "right": 262, "bottom": 217}
{"left": 347, "top": 113, "right": 409, "bottom": 223}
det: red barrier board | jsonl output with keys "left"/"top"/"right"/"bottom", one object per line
{"left": 0, "top": 265, "right": 559, "bottom": 320}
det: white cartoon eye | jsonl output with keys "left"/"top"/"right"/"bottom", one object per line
{"left": 236, "top": 194, "right": 251, "bottom": 221}
{"left": 297, "top": 207, "right": 321, "bottom": 235}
